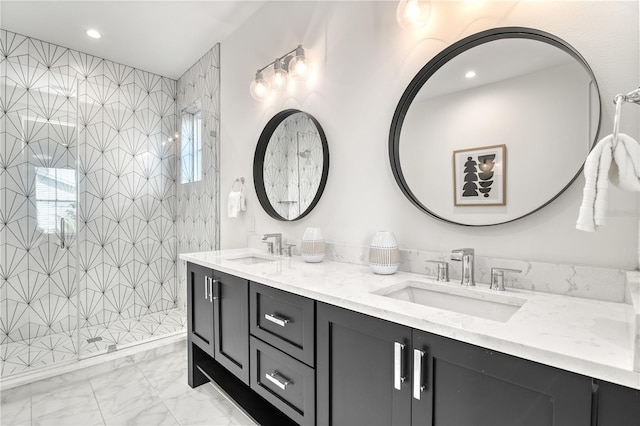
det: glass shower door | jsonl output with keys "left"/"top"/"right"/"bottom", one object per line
{"left": 0, "top": 34, "right": 79, "bottom": 377}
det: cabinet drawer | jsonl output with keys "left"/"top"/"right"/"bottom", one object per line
{"left": 250, "top": 282, "right": 315, "bottom": 366}
{"left": 250, "top": 336, "right": 315, "bottom": 426}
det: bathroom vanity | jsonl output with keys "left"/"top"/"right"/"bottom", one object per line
{"left": 182, "top": 249, "right": 640, "bottom": 426}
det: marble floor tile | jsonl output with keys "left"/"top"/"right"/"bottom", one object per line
{"left": 31, "top": 381, "right": 100, "bottom": 421}
{"left": 1, "top": 341, "right": 256, "bottom": 426}
{"left": 136, "top": 352, "right": 188, "bottom": 397}
{"left": 103, "top": 400, "right": 178, "bottom": 426}
{"left": 161, "top": 382, "right": 256, "bottom": 426}
{"left": 32, "top": 403, "right": 105, "bottom": 426}
{"left": 90, "top": 364, "right": 162, "bottom": 419}
{"left": 0, "top": 383, "right": 31, "bottom": 425}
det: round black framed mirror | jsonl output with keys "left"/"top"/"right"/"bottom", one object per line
{"left": 254, "top": 109, "right": 329, "bottom": 221}
{"left": 389, "top": 27, "right": 600, "bottom": 226}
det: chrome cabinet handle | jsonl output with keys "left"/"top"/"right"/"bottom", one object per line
{"left": 394, "top": 342, "right": 406, "bottom": 390}
{"left": 264, "top": 313, "right": 290, "bottom": 327}
{"left": 265, "top": 371, "right": 291, "bottom": 390}
{"left": 211, "top": 279, "right": 219, "bottom": 301}
{"left": 204, "top": 276, "right": 208, "bottom": 300}
{"left": 60, "top": 218, "right": 66, "bottom": 249}
{"left": 413, "top": 349, "right": 426, "bottom": 400}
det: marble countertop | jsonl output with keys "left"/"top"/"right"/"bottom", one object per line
{"left": 180, "top": 248, "right": 640, "bottom": 390}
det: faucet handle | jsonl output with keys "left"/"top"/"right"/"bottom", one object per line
{"left": 490, "top": 267, "right": 521, "bottom": 291}
{"left": 425, "top": 260, "right": 449, "bottom": 282}
{"left": 282, "top": 243, "right": 296, "bottom": 257}
{"left": 263, "top": 241, "right": 274, "bottom": 254}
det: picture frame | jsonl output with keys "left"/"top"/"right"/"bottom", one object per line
{"left": 453, "top": 144, "right": 506, "bottom": 206}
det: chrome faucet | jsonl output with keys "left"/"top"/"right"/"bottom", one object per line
{"left": 490, "top": 267, "right": 522, "bottom": 291}
{"left": 261, "top": 233, "right": 282, "bottom": 255}
{"left": 451, "top": 248, "right": 475, "bottom": 286}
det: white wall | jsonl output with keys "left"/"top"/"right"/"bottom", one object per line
{"left": 220, "top": 1, "right": 640, "bottom": 269}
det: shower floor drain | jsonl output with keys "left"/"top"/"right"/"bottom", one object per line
{"left": 87, "top": 337, "right": 103, "bottom": 343}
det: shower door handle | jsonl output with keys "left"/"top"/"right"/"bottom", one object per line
{"left": 60, "top": 218, "right": 66, "bottom": 249}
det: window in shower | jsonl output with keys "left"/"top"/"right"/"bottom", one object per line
{"left": 35, "top": 167, "right": 77, "bottom": 234}
{"left": 181, "top": 100, "right": 203, "bottom": 184}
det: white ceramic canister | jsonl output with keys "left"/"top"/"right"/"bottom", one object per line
{"left": 301, "top": 227, "right": 325, "bottom": 263}
{"left": 369, "top": 231, "right": 400, "bottom": 274}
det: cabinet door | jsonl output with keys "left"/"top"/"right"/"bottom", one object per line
{"left": 214, "top": 270, "right": 249, "bottom": 384}
{"left": 412, "top": 330, "right": 592, "bottom": 426}
{"left": 317, "top": 303, "right": 412, "bottom": 426}
{"left": 187, "top": 262, "right": 214, "bottom": 356}
{"left": 596, "top": 380, "right": 640, "bottom": 426}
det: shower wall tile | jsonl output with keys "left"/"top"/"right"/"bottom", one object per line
{"left": 176, "top": 45, "right": 220, "bottom": 312}
{"left": 0, "top": 30, "right": 179, "bottom": 346}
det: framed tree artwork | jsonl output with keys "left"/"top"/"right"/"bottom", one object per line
{"left": 453, "top": 144, "right": 506, "bottom": 206}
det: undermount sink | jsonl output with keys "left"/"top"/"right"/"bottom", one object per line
{"left": 225, "top": 254, "right": 277, "bottom": 265}
{"left": 372, "top": 280, "right": 526, "bottom": 322}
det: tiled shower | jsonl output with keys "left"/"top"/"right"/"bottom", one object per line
{"left": 0, "top": 31, "right": 219, "bottom": 378}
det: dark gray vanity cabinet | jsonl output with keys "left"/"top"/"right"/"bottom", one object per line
{"left": 249, "top": 282, "right": 317, "bottom": 425}
{"left": 317, "top": 302, "right": 413, "bottom": 425}
{"left": 317, "top": 302, "right": 593, "bottom": 426}
{"left": 187, "top": 262, "right": 215, "bottom": 357}
{"left": 187, "top": 265, "right": 638, "bottom": 426}
{"left": 412, "top": 330, "right": 592, "bottom": 426}
{"left": 187, "top": 263, "right": 250, "bottom": 385}
{"left": 214, "top": 270, "right": 250, "bottom": 384}
{"left": 596, "top": 380, "right": 640, "bottom": 426}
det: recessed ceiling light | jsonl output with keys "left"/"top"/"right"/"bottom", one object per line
{"left": 465, "top": 70, "right": 477, "bottom": 79}
{"left": 86, "top": 29, "right": 101, "bottom": 39}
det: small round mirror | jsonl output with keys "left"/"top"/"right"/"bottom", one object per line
{"left": 254, "top": 109, "right": 329, "bottom": 221}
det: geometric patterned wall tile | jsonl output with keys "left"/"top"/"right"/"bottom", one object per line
{"left": 176, "top": 44, "right": 220, "bottom": 311}
{"left": 1, "top": 29, "right": 179, "bottom": 357}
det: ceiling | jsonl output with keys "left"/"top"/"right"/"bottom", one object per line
{"left": 417, "top": 37, "right": 577, "bottom": 101}
{"left": 0, "top": 1, "right": 266, "bottom": 79}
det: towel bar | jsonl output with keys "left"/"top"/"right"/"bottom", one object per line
{"left": 232, "top": 177, "right": 245, "bottom": 190}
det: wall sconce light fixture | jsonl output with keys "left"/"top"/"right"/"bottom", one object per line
{"left": 396, "top": 0, "right": 431, "bottom": 33}
{"left": 250, "top": 44, "right": 313, "bottom": 101}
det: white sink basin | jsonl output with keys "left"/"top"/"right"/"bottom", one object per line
{"left": 372, "top": 280, "right": 526, "bottom": 322}
{"left": 225, "top": 254, "right": 277, "bottom": 265}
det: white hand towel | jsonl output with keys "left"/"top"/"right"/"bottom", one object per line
{"left": 228, "top": 191, "right": 242, "bottom": 218}
{"left": 610, "top": 133, "right": 640, "bottom": 192}
{"left": 576, "top": 133, "right": 640, "bottom": 232}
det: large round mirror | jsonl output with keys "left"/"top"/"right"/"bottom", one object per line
{"left": 389, "top": 27, "right": 600, "bottom": 226}
{"left": 254, "top": 109, "right": 329, "bottom": 221}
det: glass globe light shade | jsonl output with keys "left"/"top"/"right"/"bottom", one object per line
{"left": 272, "top": 58, "right": 288, "bottom": 91}
{"left": 288, "top": 45, "right": 313, "bottom": 81}
{"left": 396, "top": 0, "right": 431, "bottom": 33}
{"left": 250, "top": 71, "right": 270, "bottom": 100}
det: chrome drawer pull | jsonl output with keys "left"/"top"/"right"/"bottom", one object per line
{"left": 204, "top": 277, "right": 208, "bottom": 300}
{"left": 209, "top": 278, "right": 219, "bottom": 302}
{"left": 265, "top": 371, "right": 292, "bottom": 390}
{"left": 413, "top": 349, "right": 426, "bottom": 400}
{"left": 264, "top": 313, "right": 290, "bottom": 327}
{"left": 394, "top": 342, "right": 406, "bottom": 390}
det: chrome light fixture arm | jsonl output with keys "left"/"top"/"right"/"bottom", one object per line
{"left": 250, "top": 45, "right": 312, "bottom": 100}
